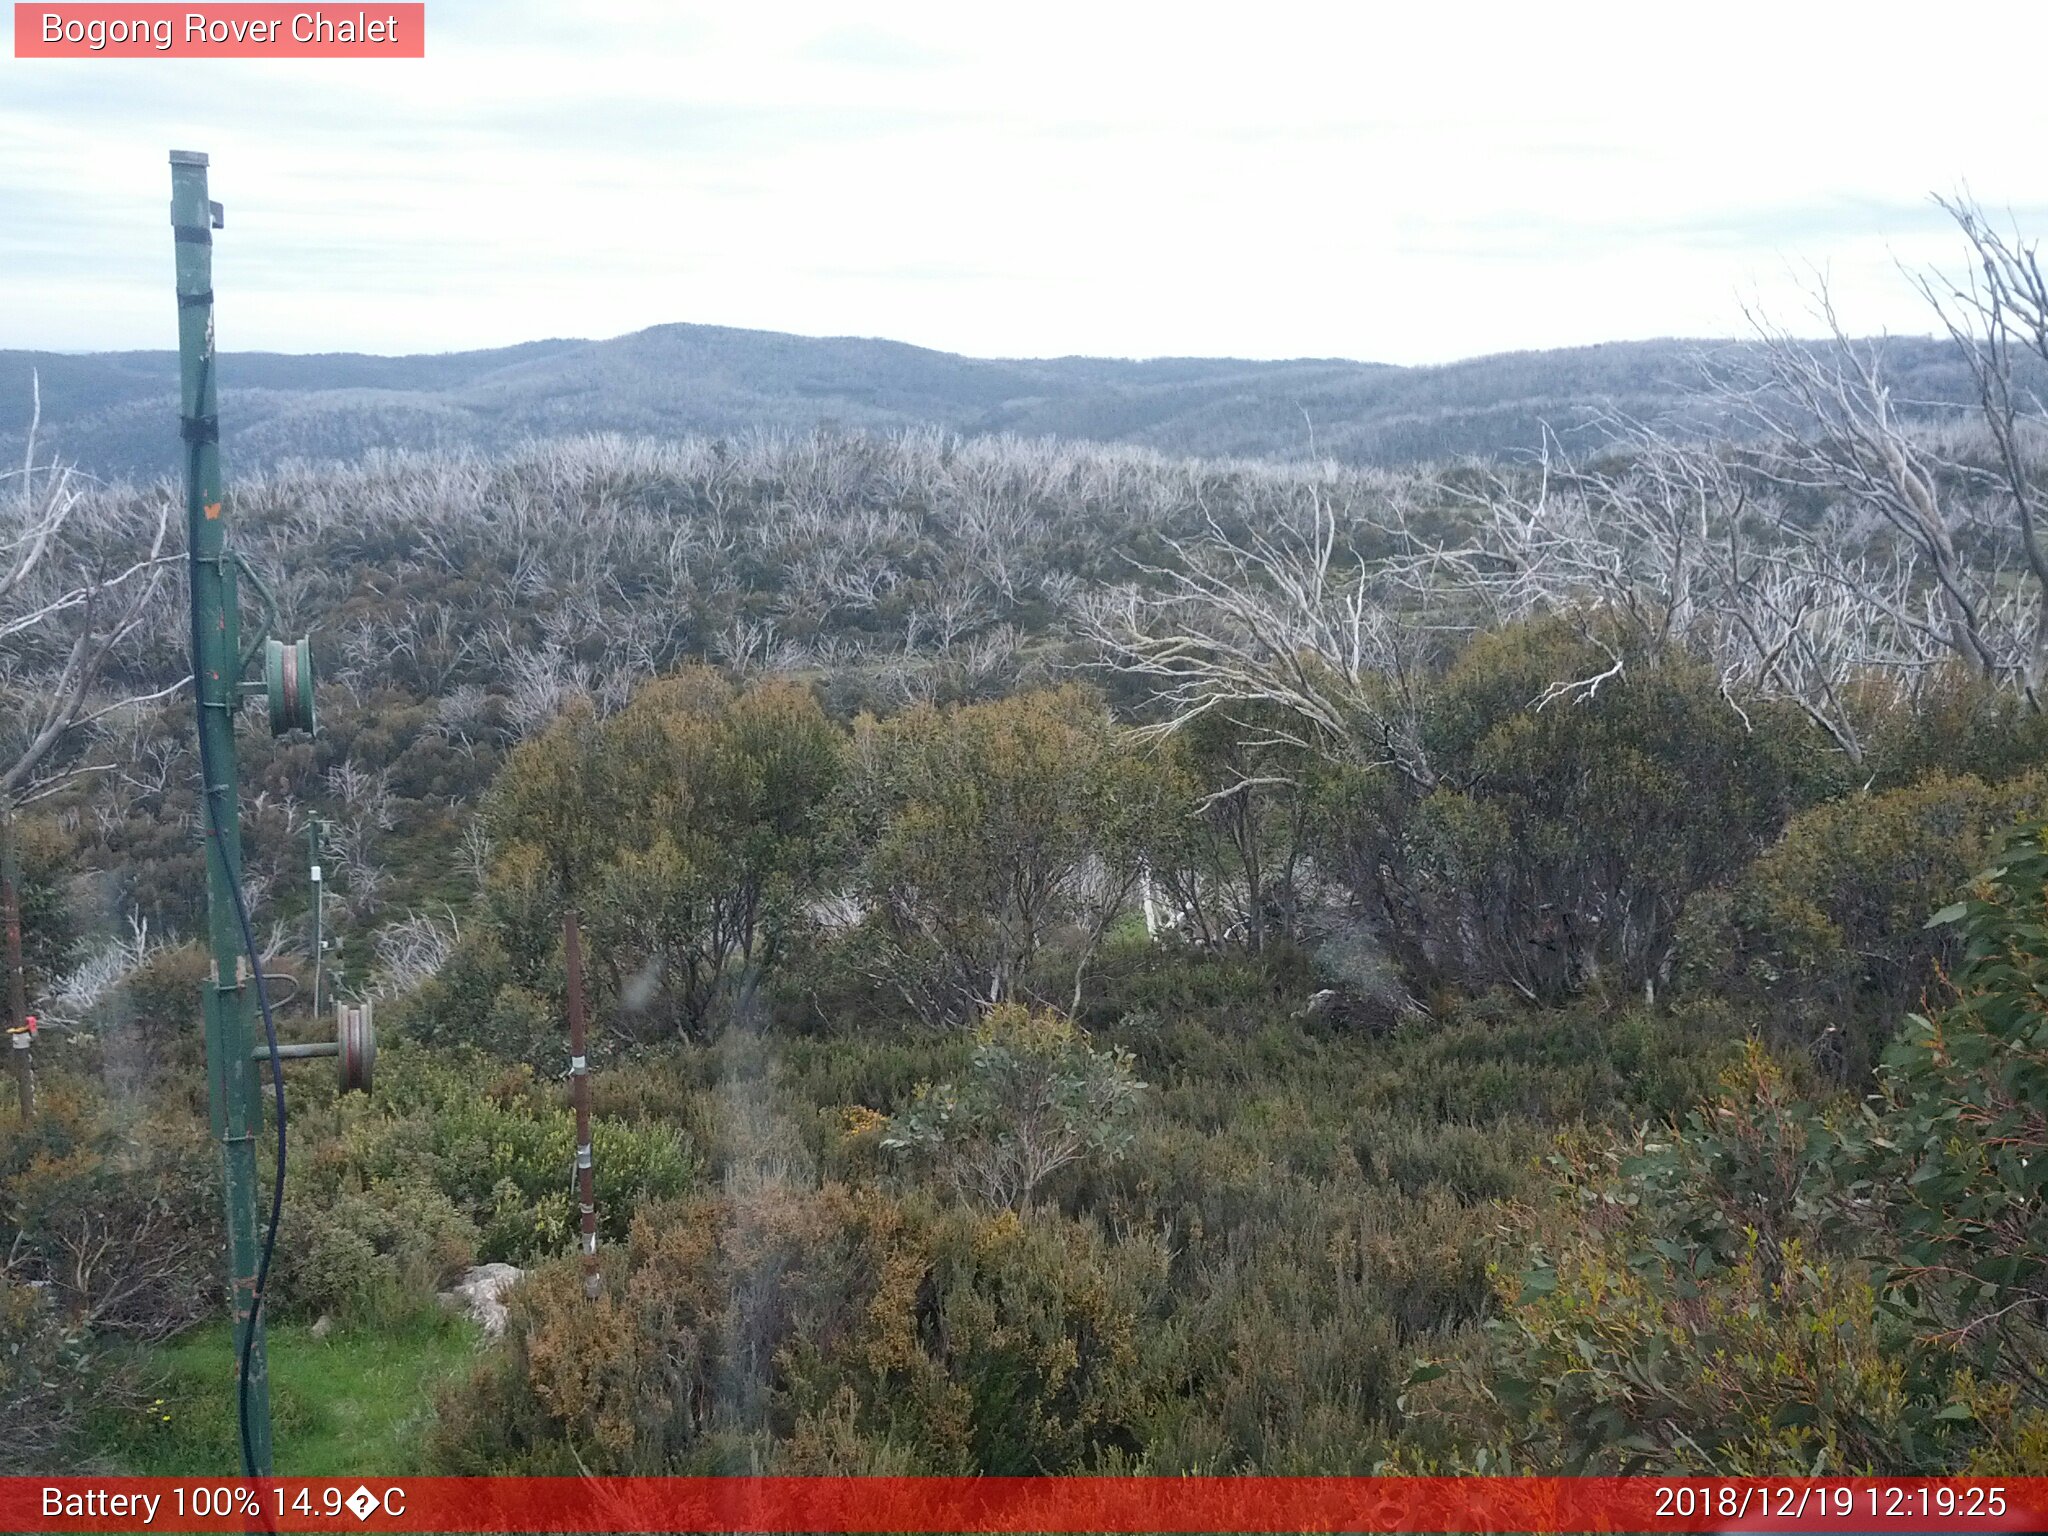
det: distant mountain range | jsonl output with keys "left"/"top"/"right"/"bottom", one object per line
{"left": 0, "top": 322, "right": 1986, "bottom": 481}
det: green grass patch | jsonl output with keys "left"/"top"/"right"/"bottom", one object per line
{"left": 90, "top": 1316, "right": 480, "bottom": 1477}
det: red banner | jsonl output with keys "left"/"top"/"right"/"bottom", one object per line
{"left": 12, "top": 4, "right": 424, "bottom": 58}
{"left": 4, "top": 1476, "right": 2046, "bottom": 1533}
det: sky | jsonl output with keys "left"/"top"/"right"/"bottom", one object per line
{"left": 3, "top": 1, "right": 2046, "bottom": 366}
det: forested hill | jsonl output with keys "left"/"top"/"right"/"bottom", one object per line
{"left": 0, "top": 323, "right": 1981, "bottom": 480}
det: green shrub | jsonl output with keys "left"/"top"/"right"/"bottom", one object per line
{"left": 93, "top": 943, "right": 211, "bottom": 1087}
{"left": 398, "top": 932, "right": 558, "bottom": 1062}
{"left": 0, "top": 1279, "right": 100, "bottom": 1472}
{"left": 848, "top": 685, "right": 1173, "bottom": 1025}
{"left": 1855, "top": 823, "right": 2048, "bottom": 1408}
{"left": 299, "top": 1042, "right": 695, "bottom": 1265}
{"left": 1423, "top": 1231, "right": 1966, "bottom": 1473}
{"left": 5, "top": 815, "right": 81, "bottom": 1007}
{"left": 881, "top": 1004, "right": 1145, "bottom": 1211}
{"left": 1075, "top": 938, "right": 1320, "bottom": 1042}
{"left": 1318, "top": 620, "right": 1818, "bottom": 1002}
{"left": 277, "top": 1182, "right": 478, "bottom": 1326}
{"left": 484, "top": 672, "right": 849, "bottom": 1039}
{"left": 1682, "top": 768, "right": 2048, "bottom": 1076}
{"left": 0, "top": 1080, "right": 215, "bottom": 1340}
{"left": 1864, "top": 674, "right": 2048, "bottom": 791}
{"left": 429, "top": 1187, "right": 1165, "bottom": 1475}
{"left": 1403, "top": 1048, "right": 1979, "bottom": 1473}
{"left": 1406, "top": 832, "right": 2048, "bottom": 1477}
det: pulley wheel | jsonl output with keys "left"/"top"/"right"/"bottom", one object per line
{"left": 265, "top": 635, "right": 316, "bottom": 736}
{"left": 337, "top": 1002, "right": 374, "bottom": 1095}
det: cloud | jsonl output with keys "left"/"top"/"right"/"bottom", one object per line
{"left": 794, "top": 26, "right": 947, "bottom": 70}
{"left": 4, "top": 3, "right": 2047, "bottom": 363}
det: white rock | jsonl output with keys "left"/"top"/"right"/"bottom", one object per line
{"left": 438, "top": 1262, "right": 524, "bottom": 1339}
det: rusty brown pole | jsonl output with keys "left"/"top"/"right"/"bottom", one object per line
{"left": 2, "top": 809, "right": 31, "bottom": 1122}
{"left": 564, "top": 908, "right": 601, "bottom": 1299}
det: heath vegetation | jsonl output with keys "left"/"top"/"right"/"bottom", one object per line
{"left": 7, "top": 194, "right": 2048, "bottom": 1475}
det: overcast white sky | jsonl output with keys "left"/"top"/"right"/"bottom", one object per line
{"left": 3, "top": 1, "right": 2045, "bottom": 364}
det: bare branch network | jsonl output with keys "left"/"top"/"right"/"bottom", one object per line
{"left": 1086, "top": 196, "right": 2048, "bottom": 776}
{"left": 3, "top": 375, "right": 186, "bottom": 810}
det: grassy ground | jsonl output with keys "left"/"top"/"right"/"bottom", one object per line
{"left": 90, "top": 1317, "right": 481, "bottom": 1477}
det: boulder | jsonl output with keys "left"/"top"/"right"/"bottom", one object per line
{"left": 439, "top": 1262, "right": 524, "bottom": 1339}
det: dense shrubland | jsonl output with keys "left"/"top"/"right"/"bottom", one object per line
{"left": 8, "top": 197, "right": 2048, "bottom": 1475}
{"left": 1403, "top": 830, "right": 2048, "bottom": 1473}
{"left": 22, "top": 637, "right": 2048, "bottom": 1474}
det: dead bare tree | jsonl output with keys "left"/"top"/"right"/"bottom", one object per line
{"left": 2, "top": 386, "right": 181, "bottom": 1071}
{"left": 1913, "top": 193, "right": 2048, "bottom": 705}
{"left": 2, "top": 384, "right": 181, "bottom": 811}
{"left": 1385, "top": 423, "right": 1921, "bottom": 764}
{"left": 1078, "top": 482, "right": 1435, "bottom": 789}
{"left": 1720, "top": 283, "right": 2032, "bottom": 700}
{"left": 373, "top": 907, "right": 461, "bottom": 994}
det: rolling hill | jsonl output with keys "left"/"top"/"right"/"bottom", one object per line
{"left": 0, "top": 322, "right": 1980, "bottom": 481}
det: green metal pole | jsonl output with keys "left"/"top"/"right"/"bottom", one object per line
{"left": 171, "top": 148, "right": 271, "bottom": 1476}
